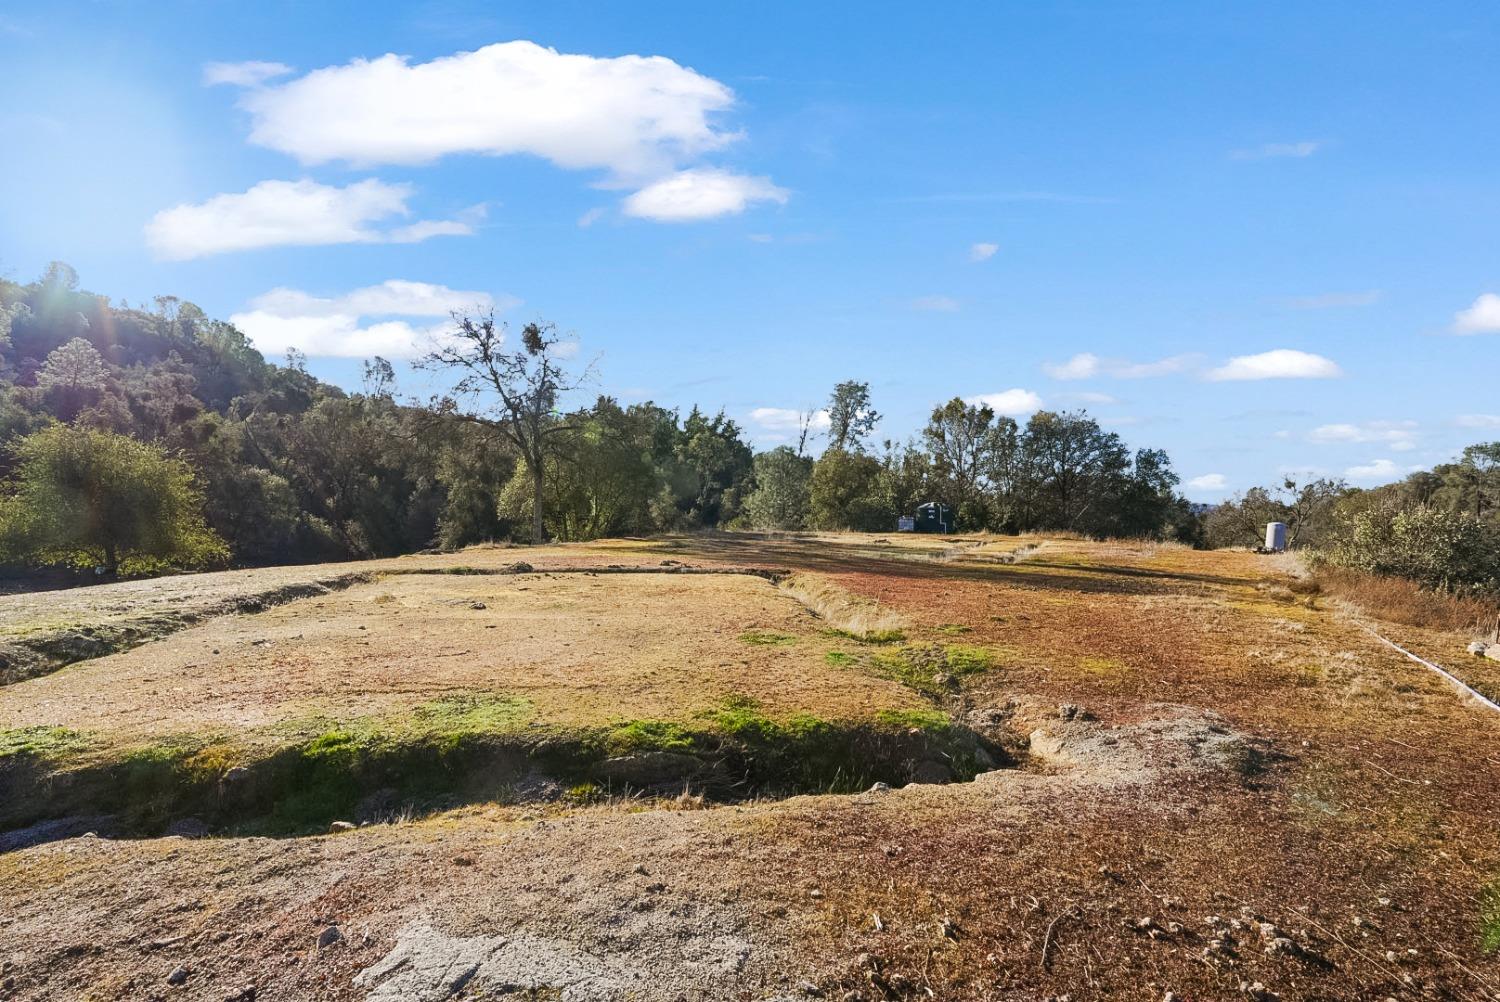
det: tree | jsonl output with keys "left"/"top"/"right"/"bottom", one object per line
{"left": 37, "top": 337, "right": 110, "bottom": 420}
{"left": 809, "top": 448, "right": 888, "bottom": 530}
{"left": 744, "top": 446, "right": 814, "bottom": 529}
{"left": 1017, "top": 411, "right": 1131, "bottom": 532}
{"left": 826, "top": 380, "right": 880, "bottom": 453}
{"left": 922, "top": 397, "right": 1017, "bottom": 528}
{"left": 1204, "top": 476, "right": 1346, "bottom": 549}
{"left": 0, "top": 424, "right": 227, "bottom": 574}
{"left": 421, "top": 315, "right": 589, "bottom": 544}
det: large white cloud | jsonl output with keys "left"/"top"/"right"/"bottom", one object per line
{"left": 230, "top": 280, "right": 512, "bottom": 358}
{"left": 229, "top": 41, "right": 737, "bottom": 180}
{"left": 1186, "top": 473, "right": 1228, "bottom": 491}
{"left": 1344, "top": 458, "right": 1409, "bottom": 484}
{"left": 1044, "top": 352, "right": 1198, "bottom": 380}
{"left": 1308, "top": 420, "right": 1417, "bottom": 451}
{"left": 965, "top": 389, "right": 1044, "bottom": 416}
{"left": 1454, "top": 293, "right": 1500, "bottom": 334}
{"left": 145, "top": 179, "right": 477, "bottom": 259}
{"left": 621, "top": 169, "right": 787, "bottom": 221}
{"left": 1205, "top": 349, "right": 1341, "bottom": 381}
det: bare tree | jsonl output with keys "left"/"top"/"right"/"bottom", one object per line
{"left": 795, "top": 407, "right": 822, "bottom": 458}
{"left": 420, "top": 314, "right": 590, "bottom": 544}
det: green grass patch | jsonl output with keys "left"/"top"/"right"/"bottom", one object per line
{"left": 871, "top": 643, "right": 997, "bottom": 696}
{"left": 739, "top": 630, "right": 798, "bottom": 646}
{"left": 824, "top": 650, "right": 855, "bottom": 666}
{"left": 934, "top": 623, "right": 972, "bottom": 635}
{"left": 0, "top": 725, "right": 91, "bottom": 760}
{"left": 606, "top": 719, "right": 697, "bottom": 754}
{"left": 1075, "top": 656, "right": 1131, "bottom": 674}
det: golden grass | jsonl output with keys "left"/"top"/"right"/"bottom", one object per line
{"left": 778, "top": 572, "right": 907, "bottom": 641}
{"left": 1314, "top": 565, "right": 1500, "bottom": 636}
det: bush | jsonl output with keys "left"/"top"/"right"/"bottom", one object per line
{"left": 1319, "top": 501, "right": 1500, "bottom": 595}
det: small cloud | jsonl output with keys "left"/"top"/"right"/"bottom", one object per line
{"left": 621, "top": 169, "right": 788, "bottom": 222}
{"left": 1186, "top": 473, "right": 1228, "bottom": 491}
{"left": 1456, "top": 414, "right": 1500, "bottom": 429}
{"left": 1231, "top": 140, "right": 1321, "bottom": 160}
{"left": 1206, "top": 349, "right": 1342, "bottom": 381}
{"left": 144, "top": 179, "right": 476, "bottom": 259}
{"left": 1283, "top": 290, "right": 1382, "bottom": 309}
{"left": 229, "top": 279, "right": 514, "bottom": 359}
{"left": 1308, "top": 420, "right": 1418, "bottom": 451}
{"left": 1344, "top": 458, "right": 1407, "bottom": 484}
{"left": 1062, "top": 391, "right": 1118, "bottom": 405}
{"left": 912, "top": 295, "right": 959, "bottom": 313}
{"left": 1044, "top": 351, "right": 1198, "bottom": 380}
{"left": 749, "top": 407, "right": 830, "bottom": 433}
{"left": 968, "top": 242, "right": 998, "bottom": 262}
{"left": 965, "top": 389, "right": 1043, "bottom": 416}
{"left": 577, "top": 207, "right": 606, "bottom": 228}
{"left": 202, "top": 60, "right": 294, "bottom": 87}
{"left": 1453, "top": 293, "right": 1500, "bottom": 334}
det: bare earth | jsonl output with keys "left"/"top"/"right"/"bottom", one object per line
{"left": 1, "top": 532, "right": 1498, "bottom": 1001}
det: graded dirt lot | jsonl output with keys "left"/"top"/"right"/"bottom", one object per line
{"left": 2, "top": 533, "right": 1498, "bottom": 1001}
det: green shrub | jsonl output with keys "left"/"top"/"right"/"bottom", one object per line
{"left": 1319, "top": 502, "right": 1500, "bottom": 594}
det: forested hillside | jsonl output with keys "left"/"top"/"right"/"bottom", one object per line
{"left": 0, "top": 264, "right": 1195, "bottom": 579}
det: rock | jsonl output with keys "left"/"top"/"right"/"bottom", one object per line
{"left": 1059, "top": 703, "right": 1082, "bottom": 721}
{"left": 1468, "top": 641, "right": 1488, "bottom": 656}
{"left": 317, "top": 925, "right": 343, "bottom": 949}
{"left": 224, "top": 987, "right": 257, "bottom": 1002}
{"left": 909, "top": 760, "right": 952, "bottom": 784}
{"left": 469, "top": 601, "right": 487, "bottom": 610}
{"left": 167, "top": 966, "right": 190, "bottom": 985}
{"left": 798, "top": 981, "right": 824, "bottom": 996}
{"left": 1486, "top": 646, "right": 1500, "bottom": 663}
{"left": 598, "top": 751, "right": 704, "bottom": 787}
{"left": 165, "top": 817, "right": 209, "bottom": 838}
{"left": 328, "top": 821, "right": 356, "bottom": 833}
{"left": 505, "top": 561, "right": 534, "bottom": 574}
{"left": 1239, "top": 982, "right": 1279, "bottom": 1002}
{"left": 865, "top": 782, "right": 891, "bottom": 794}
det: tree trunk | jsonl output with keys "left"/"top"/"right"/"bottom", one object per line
{"left": 531, "top": 459, "right": 546, "bottom": 544}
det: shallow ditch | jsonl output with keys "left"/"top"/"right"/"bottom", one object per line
{"left": 0, "top": 709, "right": 1011, "bottom": 843}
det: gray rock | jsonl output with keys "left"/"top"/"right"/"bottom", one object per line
{"left": 328, "top": 820, "right": 357, "bottom": 833}
{"left": 317, "top": 925, "right": 343, "bottom": 949}
{"left": 865, "top": 782, "right": 891, "bottom": 794}
{"left": 167, "top": 966, "right": 190, "bottom": 985}
{"left": 1486, "top": 646, "right": 1500, "bottom": 663}
{"left": 1468, "top": 641, "right": 1489, "bottom": 656}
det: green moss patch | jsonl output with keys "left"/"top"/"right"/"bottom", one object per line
{"left": 0, "top": 725, "right": 92, "bottom": 760}
{"left": 870, "top": 643, "right": 999, "bottom": 697}
{"left": 738, "top": 630, "right": 798, "bottom": 646}
{"left": 1483, "top": 883, "right": 1500, "bottom": 953}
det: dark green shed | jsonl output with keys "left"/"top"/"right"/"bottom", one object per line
{"left": 914, "top": 502, "right": 954, "bottom": 533}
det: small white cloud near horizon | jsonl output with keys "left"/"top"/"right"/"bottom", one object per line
{"left": 203, "top": 60, "right": 294, "bottom": 87}
{"left": 621, "top": 168, "right": 787, "bottom": 222}
{"left": 1308, "top": 420, "right": 1418, "bottom": 451}
{"left": 230, "top": 279, "right": 513, "bottom": 359}
{"left": 145, "top": 179, "right": 479, "bottom": 259}
{"left": 1206, "top": 349, "right": 1342, "bottom": 381}
{"left": 1284, "top": 290, "right": 1382, "bottom": 309}
{"left": 1231, "top": 140, "right": 1321, "bottom": 160}
{"left": 912, "top": 295, "right": 960, "bottom": 313}
{"left": 1344, "top": 458, "right": 1410, "bottom": 484}
{"left": 968, "top": 242, "right": 998, "bottom": 262}
{"left": 1044, "top": 351, "right": 1199, "bottom": 380}
{"left": 1186, "top": 473, "right": 1228, "bottom": 491}
{"left": 966, "top": 389, "right": 1043, "bottom": 416}
{"left": 748, "top": 407, "right": 831, "bottom": 434}
{"left": 1453, "top": 293, "right": 1500, "bottom": 334}
{"left": 1456, "top": 414, "right": 1500, "bottom": 429}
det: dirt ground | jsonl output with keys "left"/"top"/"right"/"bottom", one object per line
{"left": 2, "top": 532, "right": 1498, "bottom": 1001}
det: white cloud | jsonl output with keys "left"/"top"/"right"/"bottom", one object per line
{"left": 621, "top": 168, "right": 787, "bottom": 221}
{"left": 1456, "top": 414, "right": 1500, "bottom": 429}
{"left": 229, "top": 279, "right": 512, "bottom": 358}
{"left": 1231, "top": 141, "right": 1321, "bottom": 160}
{"left": 145, "top": 179, "right": 476, "bottom": 259}
{"left": 1454, "top": 293, "right": 1500, "bottom": 334}
{"left": 966, "top": 389, "right": 1044, "bottom": 416}
{"left": 577, "top": 207, "right": 606, "bottom": 228}
{"left": 749, "top": 407, "right": 830, "bottom": 433}
{"left": 1186, "top": 473, "right": 1228, "bottom": 491}
{"left": 912, "top": 295, "right": 960, "bottom": 312}
{"left": 1308, "top": 420, "right": 1418, "bottom": 451}
{"left": 1043, "top": 351, "right": 1198, "bottom": 380}
{"left": 231, "top": 42, "right": 734, "bottom": 176}
{"left": 1344, "top": 458, "right": 1406, "bottom": 484}
{"left": 1283, "top": 290, "right": 1382, "bottom": 309}
{"left": 1205, "top": 349, "right": 1342, "bottom": 381}
{"left": 968, "top": 242, "right": 998, "bottom": 262}
{"left": 203, "top": 61, "right": 294, "bottom": 87}
{"left": 1064, "top": 391, "right": 1118, "bottom": 405}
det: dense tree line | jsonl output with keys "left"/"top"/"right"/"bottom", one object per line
{"left": 0, "top": 265, "right": 1196, "bottom": 579}
{"left": 1205, "top": 445, "right": 1500, "bottom": 595}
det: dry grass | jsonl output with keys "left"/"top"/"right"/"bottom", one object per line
{"left": 778, "top": 572, "right": 907, "bottom": 641}
{"left": 1315, "top": 565, "right": 1500, "bottom": 636}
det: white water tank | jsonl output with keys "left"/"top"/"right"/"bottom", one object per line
{"left": 1265, "top": 521, "right": 1287, "bottom": 552}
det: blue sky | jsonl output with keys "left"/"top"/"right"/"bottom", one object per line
{"left": 2, "top": 2, "right": 1498, "bottom": 500}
